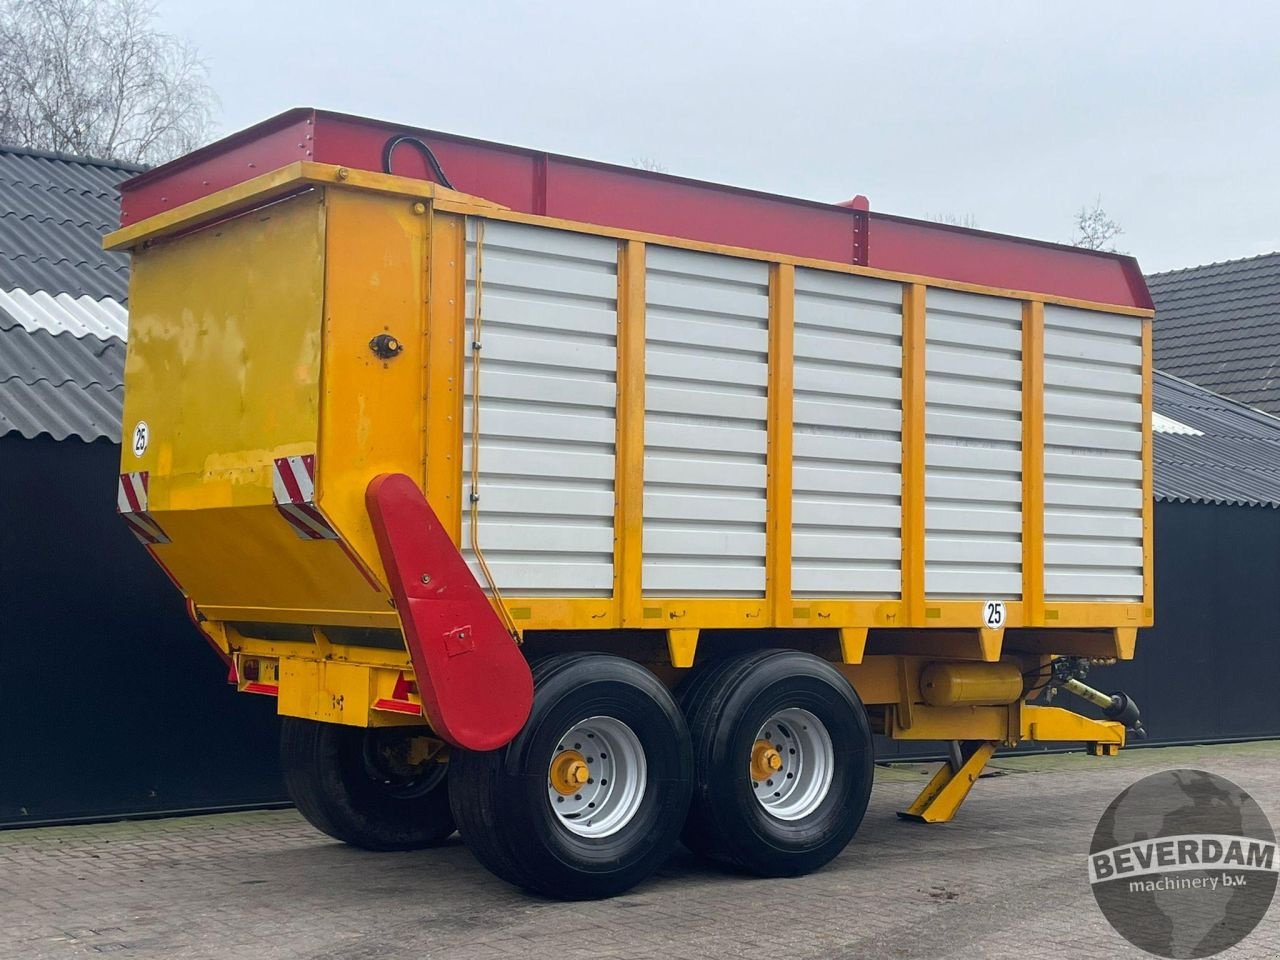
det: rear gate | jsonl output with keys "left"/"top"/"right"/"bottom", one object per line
{"left": 117, "top": 190, "right": 382, "bottom": 618}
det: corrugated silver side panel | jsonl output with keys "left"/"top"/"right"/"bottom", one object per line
{"left": 463, "top": 220, "right": 619, "bottom": 596}
{"left": 1043, "top": 304, "right": 1144, "bottom": 600}
{"left": 792, "top": 269, "right": 903, "bottom": 597}
{"left": 643, "top": 246, "right": 769, "bottom": 596}
{"left": 924, "top": 289, "right": 1023, "bottom": 598}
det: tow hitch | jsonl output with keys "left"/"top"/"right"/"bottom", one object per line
{"left": 1051, "top": 658, "right": 1147, "bottom": 740}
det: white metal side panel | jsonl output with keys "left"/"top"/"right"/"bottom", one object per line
{"left": 1043, "top": 304, "right": 1144, "bottom": 600}
{"left": 792, "top": 269, "right": 903, "bottom": 597}
{"left": 643, "top": 246, "right": 769, "bottom": 596}
{"left": 463, "top": 220, "right": 618, "bottom": 596}
{"left": 924, "top": 289, "right": 1023, "bottom": 598}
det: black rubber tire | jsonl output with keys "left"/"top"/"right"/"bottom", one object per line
{"left": 449, "top": 653, "right": 693, "bottom": 900}
{"left": 680, "top": 649, "right": 874, "bottom": 877}
{"left": 280, "top": 718, "right": 455, "bottom": 851}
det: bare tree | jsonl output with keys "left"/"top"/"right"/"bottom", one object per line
{"left": 1071, "top": 196, "right": 1124, "bottom": 252}
{"left": 0, "top": 0, "right": 214, "bottom": 163}
{"left": 930, "top": 212, "right": 980, "bottom": 229}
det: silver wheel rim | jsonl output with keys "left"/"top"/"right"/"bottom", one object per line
{"left": 750, "top": 707, "right": 834, "bottom": 821}
{"left": 547, "top": 716, "right": 647, "bottom": 838}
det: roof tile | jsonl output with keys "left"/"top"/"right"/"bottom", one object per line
{"left": 1149, "top": 252, "right": 1280, "bottom": 414}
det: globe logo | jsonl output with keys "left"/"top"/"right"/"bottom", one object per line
{"left": 1089, "top": 770, "right": 1278, "bottom": 958}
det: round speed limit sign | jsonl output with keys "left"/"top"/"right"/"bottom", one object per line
{"left": 982, "top": 600, "right": 1005, "bottom": 629}
{"left": 131, "top": 420, "right": 150, "bottom": 458}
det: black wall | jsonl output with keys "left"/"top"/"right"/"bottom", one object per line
{"left": 1104, "top": 500, "right": 1280, "bottom": 744}
{"left": 0, "top": 436, "right": 285, "bottom": 826}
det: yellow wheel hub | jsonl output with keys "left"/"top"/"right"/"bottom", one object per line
{"left": 549, "top": 750, "right": 591, "bottom": 796}
{"left": 750, "top": 739, "right": 783, "bottom": 782}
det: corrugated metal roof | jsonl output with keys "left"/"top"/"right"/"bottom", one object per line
{"left": 1153, "top": 371, "right": 1280, "bottom": 508}
{"left": 0, "top": 377, "right": 121, "bottom": 441}
{"left": 0, "top": 287, "right": 128, "bottom": 339}
{"left": 0, "top": 224, "right": 128, "bottom": 301}
{"left": 0, "top": 324, "right": 124, "bottom": 389}
{"left": 0, "top": 144, "right": 137, "bottom": 441}
{"left": 0, "top": 146, "right": 136, "bottom": 302}
{"left": 1148, "top": 251, "right": 1280, "bottom": 415}
{"left": 0, "top": 323, "right": 123, "bottom": 441}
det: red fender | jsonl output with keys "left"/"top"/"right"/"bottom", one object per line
{"left": 366, "top": 473, "right": 533, "bottom": 751}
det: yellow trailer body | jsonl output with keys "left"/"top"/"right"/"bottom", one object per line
{"left": 111, "top": 162, "right": 1150, "bottom": 661}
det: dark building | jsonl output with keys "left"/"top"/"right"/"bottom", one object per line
{"left": 0, "top": 145, "right": 283, "bottom": 826}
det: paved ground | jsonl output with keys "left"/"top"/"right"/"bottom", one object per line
{"left": 2, "top": 741, "right": 1278, "bottom": 960}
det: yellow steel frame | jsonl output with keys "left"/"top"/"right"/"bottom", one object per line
{"left": 108, "top": 163, "right": 1155, "bottom": 734}
{"left": 1022, "top": 301, "right": 1046, "bottom": 625}
{"left": 614, "top": 240, "right": 647, "bottom": 625}
{"left": 766, "top": 264, "right": 796, "bottom": 624}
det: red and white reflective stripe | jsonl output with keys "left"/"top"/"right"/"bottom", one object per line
{"left": 117, "top": 471, "right": 170, "bottom": 545}
{"left": 277, "top": 501, "right": 340, "bottom": 541}
{"left": 272, "top": 454, "right": 317, "bottom": 504}
{"left": 272, "top": 455, "right": 338, "bottom": 541}
{"left": 118, "top": 469, "right": 148, "bottom": 512}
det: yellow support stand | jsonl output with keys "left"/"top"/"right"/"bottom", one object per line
{"left": 898, "top": 741, "right": 997, "bottom": 823}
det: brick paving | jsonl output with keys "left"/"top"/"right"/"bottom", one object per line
{"left": 2, "top": 742, "right": 1278, "bottom": 959}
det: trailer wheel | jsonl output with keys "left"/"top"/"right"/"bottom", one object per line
{"left": 680, "top": 649, "right": 873, "bottom": 877}
{"left": 280, "top": 718, "right": 454, "bottom": 851}
{"left": 449, "top": 653, "right": 693, "bottom": 900}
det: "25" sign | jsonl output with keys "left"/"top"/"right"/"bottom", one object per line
{"left": 983, "top": 600, "right": 1005, "bottom": 629}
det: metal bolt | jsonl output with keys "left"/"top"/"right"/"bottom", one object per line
{"left": 421, "top": 574, "right": 431, "bottom": 584}
{"left": 412, "top": 202, "right": 426, "bottom": 215}
{"left": 336, "top": 167, "right": 350, "bottom": 181}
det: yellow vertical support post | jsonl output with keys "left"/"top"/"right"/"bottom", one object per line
{"left": 1021, "top": 301, "right": 1046, "bottom": 625}
{"left": 424, "top": 211, "right": 466, "bottom": 543}
{"left": 614, "top": 240, "right": 647, "bottom": 625}
{"left": 766, "top": 264, "right": 795, "bottom": 625}
{"left": 1141, "top": 315, "right": 1154, "bottom": 614}
{"left": 900, "top": 283, "right": 927, "bottom": 625}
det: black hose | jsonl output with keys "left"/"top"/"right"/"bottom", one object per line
{"left": 380, "top": 134, "right": 454, "bottom": 189}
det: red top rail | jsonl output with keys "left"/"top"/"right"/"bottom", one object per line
{"left": 119, "top": 108, "right": 1152, "bottom": 310}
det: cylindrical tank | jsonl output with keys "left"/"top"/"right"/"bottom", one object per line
{"left": 919, "top": 662, "right": 1024, "bottom": 707}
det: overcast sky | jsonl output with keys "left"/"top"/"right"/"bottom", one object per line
{"left": 157, "top": 0, "right": 1279, "bottom": 274}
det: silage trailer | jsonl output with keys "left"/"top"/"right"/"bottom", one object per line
{"left": 106, "top": 109, "right": 1152, "bottom": 899}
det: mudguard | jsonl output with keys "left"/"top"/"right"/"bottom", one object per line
{"left": 366, "top": 473, "right": 533, "bottom": 751}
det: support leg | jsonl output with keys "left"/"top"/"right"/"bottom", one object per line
{"left": 897, "top": 740, "right": 997, "bottom": 823}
